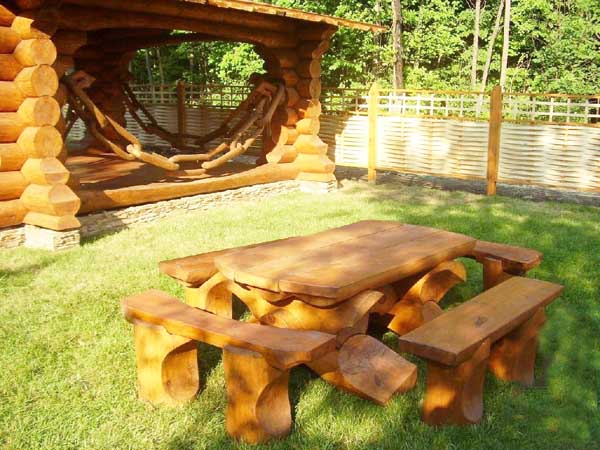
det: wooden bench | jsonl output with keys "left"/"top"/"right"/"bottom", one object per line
{"left": 466, "top": 240, "right": 543, "bottom": 289}
{"left": 397, "top": 276, "right": 562, "bottom": 426}
{"left": 122, "top": 289, "right": 336, "bottom": 444}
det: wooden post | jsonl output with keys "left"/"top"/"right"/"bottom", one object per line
{"left": 486, "top": 85, "right": 503, "bottom": 195}
{"left": 367, "top": 82, "right": 379, "bottom": 183}
{"left": 176, "top": 80, "right": 186, "bottom": 147}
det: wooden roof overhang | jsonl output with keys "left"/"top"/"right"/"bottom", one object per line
{"left": 57, "top": 0, "right": 385, "bottom": 52}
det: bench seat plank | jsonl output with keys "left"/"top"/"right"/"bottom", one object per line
{"left": 122, "top": 290, "right": 336, "bottom": 370}
{"left": 398, "top": 277, "right": 563, "bottom": 366}
{"left": 469, "top": 241, "right": 543, "bottom": 272}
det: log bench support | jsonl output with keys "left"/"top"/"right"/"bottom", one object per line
{"left": 122, "top": 289, "right": 336, "bottom": 444}
{"left": 397, "top": 276, "right": 562, "bottom": 426}
{"left": 466, "top": 240, "right": 543, "bottom": 290}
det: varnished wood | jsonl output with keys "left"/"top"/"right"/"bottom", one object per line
{"left": 294, "top": 134, "right": 328, "bottom": 154}
{"left": 133, "top": 322, "right": 199, "bottom": 405}
{"left": 469, "top": 240, "right": 543, "bottom": 274}
{"left": 486, "top": 85, "right": 502, "bottom": 195}
{"left": 122, "top": 289, "right": 335, "bottom": 370}
{"left": 184, "top": 272, "right": 232, "bottom": 318}
{"left": 482, "top": 256, "right": 510, "bottom": 290}
{"left": 223, "top": 346, "right": 291, "bottom": 444}
{"left": 21, "top": 157, "right": 69, "bottom": 185}
{"left": 388, "top": 300, "right": 443, "bottom": 336}
{"left": 423, "top": 340, "right": 490, "bottom": 425}
{"left": 398, "top": 277, "right": 563, "bottom": 366}
{"left": 0, "top": 170, "right": 27, "bottom": 200}
{"left": 488, "top": 308, "right": 546, "bottom": 386}
{"left": 21, "top": 183, "right": 80, "bottom": 217}
{"left": 308, "top": 334, "right": 417, "bottom": 405}
{"left": 215, "top": 222, "right": 476, "bottom": 301}
{"left": 0, "top": 143, "right": 27, "bottom": 170}
{"left": 17, "top": 125, "right": 63, "bottom": 157}
{"left": 13, "top": 38, "right": 57, "bottom": 66}
{"left": 403, "top": 260, "right": 467, "bottom": 303}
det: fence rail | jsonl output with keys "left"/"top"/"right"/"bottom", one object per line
{"left": 68, "top": 82, "right": 600, "bottom": 194}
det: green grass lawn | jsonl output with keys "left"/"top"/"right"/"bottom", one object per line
{"left": 1, "top": 179, "right": 599, "bottom": 449}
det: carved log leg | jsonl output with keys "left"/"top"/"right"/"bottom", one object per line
{"left": 185, "top": 273, "right": 233, "bottom": 318}
{"left": 388, "top": 300, "right": 443, "bottom": 336}
{"left": 404, "top": 260, "right": 467, "bottom": 303}
{"left": 482, "top": 256, "right": 511, "bottom": 290}
{"left": 132, "top": 322, "right": 199, "bottom": 405}
{"left": 307, "top": 333, "right": 417, "bottom": 405}
{"left": 223, "top": 346, "right": 291, "bottom": 444}
{"left": 489, "top": 308, "right": 546, "bottom": 386}
{"left": 423, "top": 339, "right": 490, "bottom": 426}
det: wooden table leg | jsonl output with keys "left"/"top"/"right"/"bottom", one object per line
{"left": 223, "top": 346, "right": 291, "bottom": 444}
{"left": 489, "top": 308, "right": 546, "bottom": 386}
{"left": 423, "top": 339, "right": 490, "bottom": 425}
{"left": 185, "top": 272, "right": 233, "bottom": 318}
{"left": 132, "top": 322, "right": 200, "bottom": 405}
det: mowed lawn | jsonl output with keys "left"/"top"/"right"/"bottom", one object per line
{"left": 1, "top": 179, "right": 599, "bottom": 449}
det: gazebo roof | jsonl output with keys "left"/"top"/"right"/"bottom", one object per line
{"left": 182, "top": 0, "right": 386, "bottom": 32}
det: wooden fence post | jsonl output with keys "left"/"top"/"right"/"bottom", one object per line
{"left": 486, "top": 85, "right": 503, "bottom": 195}
{"left": 176, "top": 80, "right": 186, "bottom": 147}
{"left": 368, "top": 82, "right": 379, "bottom": 183}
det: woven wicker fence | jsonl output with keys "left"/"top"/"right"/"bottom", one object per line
{"left": 68, "top": 83, "right": 600, "bottom": 193}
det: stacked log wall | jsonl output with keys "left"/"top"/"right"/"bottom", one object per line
{"left": 262, "top": 25, "right": 336, "bottom": 182}
{"left": 0, "top": 1, "right": 80, "bottom": 230}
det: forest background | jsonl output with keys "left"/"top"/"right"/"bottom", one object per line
{"left": 130, "top": 0, "right": 600, "bottom": 94}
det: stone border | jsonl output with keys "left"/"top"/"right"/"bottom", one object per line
{"left": 2, "top": 180, "right": 338, "bottom": 250}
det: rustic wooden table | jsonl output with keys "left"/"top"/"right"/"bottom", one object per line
{"left": 202, "top": 220, "right": 477, "bottom": 404}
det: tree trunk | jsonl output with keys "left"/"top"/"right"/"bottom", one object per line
{"left": 481, "top": 0, "right": 504, "bottom": 92}
{"left": 144, "top": 48, "right": 153, "bottom": 85}
{"left": 391, "top": 0, "right": 404, "bottom": 89}
{"left": 470, "top": 0, "right": 481, "bottom": 88}
{"left": 500, "top": 0, "right": 511, "bottom": 89}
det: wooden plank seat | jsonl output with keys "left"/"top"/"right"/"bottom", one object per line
{"left": 396, "top": 277, "right": 563, "bottom": 426}
{"left": 466, "top": 240, "right": 543, "bottom": 289}
{"left": 122, "top": 289, "right": 336, "bottom": 444}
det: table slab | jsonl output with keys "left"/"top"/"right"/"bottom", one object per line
{"left": 215, "top": 221, "right": 476, "bottom": 301}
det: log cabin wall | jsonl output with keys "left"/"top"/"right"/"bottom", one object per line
{"left": 0, "top": 0, "right": 379, "bottom": 232}
{"left": 0, "top": 0, "right": 80, "bottom": 231}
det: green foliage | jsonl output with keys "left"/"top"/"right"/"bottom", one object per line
{"left": 129, "top": 0, "right": 600, "bottom": 94}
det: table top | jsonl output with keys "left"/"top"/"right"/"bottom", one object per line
{"left": 214, "top": 221, "right": 476, "bottom": 301}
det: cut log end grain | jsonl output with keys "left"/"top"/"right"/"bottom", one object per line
{"left": 11, "top": 9, "right": 59, "bottom": 40}
{"left": 21, "top": 157, "right": 69, "bottom": 185}
{"left": 297, "top": 78, "right": 321, "bottom": 100}
{"left": 295, "top": 99, "right": 321, "bottom": 119}
{"left": 21, "top": 183, "right": 81, "bottom": 216}
{"left": 293, "top": 153, "right": 335, "bottom": 174}
{"left": 14, "top": 38, "right": 57, "bottom": 66}
{"left": 17, "top": 125, "right": 63, "bottom": 158}
{"left": 295, "top": 118, "right": 320, "bottom": 135}
{"left": 294, "top": 134, "right": 328, "bottom": 155}
{"left": 18, "top": 96, "right": 60, "bottom": 126}
{"left": 15, "top": 64, "right": 59, "bottom": 97}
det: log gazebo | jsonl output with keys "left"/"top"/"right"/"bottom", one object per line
{"left": 0, "top": 0, "right": 383, "bottom": 248}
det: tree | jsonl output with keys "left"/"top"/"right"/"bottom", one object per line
{"left": 499, "top": 0, "right": 511, "bottom": 89}
{"left": 480, "top": 0, "right": 504, "bottom": 92}
{"left": 469, "top": 0, "right": 482, "bottom": 88}
{"left": 391, "top": 0, "right": 404, "bottom": 89}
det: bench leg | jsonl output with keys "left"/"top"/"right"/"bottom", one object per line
{"left": 133, "top": 323, "right": 199, "bottom": 405}
{"left": 423, "top": 339, "right": 490, "bottom": 425}
{"left": 482, "top": 257, "right": 512, "bottom": 290}
{"left": 223, "top": 346, "right": 291, "bottom": 444}
{"left": 489, "top": 308, "right": 546, "bottom": 386}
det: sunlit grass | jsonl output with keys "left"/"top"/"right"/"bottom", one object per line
{"left": 1, "top": 179, "right": 598, "bottom": 449}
